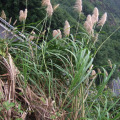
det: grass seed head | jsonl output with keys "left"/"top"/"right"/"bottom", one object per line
{"left": 53, "top": 29, "right": 62, "bottom": 39}
{"left": 53, "top": 4, "right": 60, "bottom": 11}
{"left": 64, "top": 20, "right": 70, "bottom": 36}
{"left": 19, "top": 10, "right": 24, "bottom": 22}
{"left": 19, "top": 9, "right": 28, "bottom": 22}
{"left": 84, "top": 15, "right": 94, "bottom": 35}
{"left": 53, "top": 30, "right": 58, "bottom": 37}
{"left": 91, "top": 70, "right": 97, "bottom": 79}
{"left": 57, "top": 29, "right": 62, "bottom": 38}
{"left": 92, "top": 7, "right": 99, "bottom": 25}
{"left": 108, "top": 59, "right": 112, "bottom": 68}
{"left": 29, "top": 31, "right": 36, "bottom": 41}
{"left": 74, "top": 0, "right": 82, "bottom": 14}
{"left": 42, "top": 0, "right": 51, "bottom": 6}
{"left": 98, "top": 12, "right": 107, "bottom": 26}
{"left": 24, "top": 9, "right": 28, "bottom": 19}
{"left": 46, "top": 3, "right": 53, "bottom": 16}
{"left": 1, "top": 10, "right": 6, "bottom": 20}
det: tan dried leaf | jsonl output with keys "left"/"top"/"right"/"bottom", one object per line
{"left": 1, "top": 10, "right": 6, "bottom": 20}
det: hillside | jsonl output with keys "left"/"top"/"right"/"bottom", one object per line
{"left": 54, "top": 0, "right": 120, "bottom": 78}
{"left": 55, "top": 0, "right": 120, "bottom": 26}
{"left": 89, "top": 0, "right": 120, "bottom": 25}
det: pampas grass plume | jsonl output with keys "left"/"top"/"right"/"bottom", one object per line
{"left": 19, "top": 10, "right": 24, "bottom": 22}
{"left": 53, "top": 29, "right": 62, "bottom": 38}
{"left": 19, "top": 9, "right": 28, "bottom": 22}
{"left": 64, "top": 20, "right": 70, "bottom": 36}
{"left": 29, "top": 31, "right": 35, "bottom": 41}
{"left": 57, "top": 29, "right": 62, "bottom": 38}
{"left": 74, "top": 0, "right": 82, "bottom": 13}
{"left": 98, "top": 12, "right": 107, "bottom": 26}
{"left": 92, "top": 7, "right": 99, "bottom": 24}
{"left": 91, "top": 70, "right": 97, "bottom": 79}
{"left": 93, "top": 33, "right": 99, "bottom": 44}
{"left": 42, "top": 0, "right": 53, "bottom": 16}
{"left": 108, "top": 59, "right": 112, "bottom": 68}
{"left": 53, "top": 30, "right": 58, "bottom": 37}
{"left": 46, "top": 3, "right": 53, "bottom": 16}
{"left": 42, "top": 0, "right": 51, "bottom": 6}
{"left": 24, "top": 9, "right": 28, "bottom": 19}
{"left": 53, "top": 4, "right": 60, "bottom": 11}
{"left": 1, "top": 10, "right": 6, "bottom": 20}
{"left": 84, "top": 15, "right": 93, "bottom": 35}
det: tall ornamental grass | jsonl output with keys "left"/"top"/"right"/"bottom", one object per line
{"left": 0, "top": 0, "right": 120, "bottom": 119}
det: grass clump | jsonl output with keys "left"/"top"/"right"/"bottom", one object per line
{"left": 0, "top": 0, "right": 120, "bottom": 119}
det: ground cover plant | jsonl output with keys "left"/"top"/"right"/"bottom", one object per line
{"left": 0, "top": 0, "right": 120, "bottom": 120}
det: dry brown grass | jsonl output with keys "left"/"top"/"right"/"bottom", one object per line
{"left": 0, "top": 54, "right": 64, "bottom": 120}
{"left": 1, "top": 10, "right": 6, "bottom": 20}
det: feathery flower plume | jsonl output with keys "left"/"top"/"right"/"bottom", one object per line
{"left": 19, "top": 9, "right": 28, "bottom": 22}
{"left": 53, "top": 4, "right": 60, "bottom": 11}
{"left": 1, "top": 10, "right": 6, "bottom": 20}
{"left": 92, "top": 7, "right": 99, "bottom": 25}
{"left": 29, "top": 31, "right": 36, "bottom": 41}
{"left": 19, "top": 10, "right": 24, "bottom": 22}
{"left": 64, "top": 20, "right": 70, "bottom": 36}
{"left": 46, "top": 3, "right": 53, "bottom": 16}
{"left": 90, "top": 70, "right": 97, "bottom": 79}
{"left": 74, "top": 0, "right": 82, "bottom": 13}
{"left": 108, "top": 59, "right": 112, "bottom": 68}
{"left": 98, "top": 12, "right": 107, "bottom": 26}
{"left": 84, "top": 15, "right": 94, "bottom": 35}
{"left": 57, "top": 29, "right": 62, "bottom": 38}
{"left": 53, "top": 29, "right": 62, "bottom": 39}
{"left": 53, "top": 30, "right": 58, "bottom": 37}
{"left": 42, "top": 0, "right": 51, "bottom": 6}
{"left": 24, "top": 9, "right": 28, "bottom": 19}
{"left": 93, "top": 33, "right": 99, "bottom": 43}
